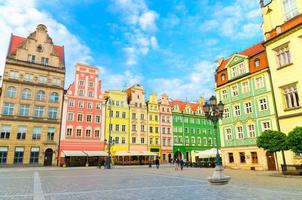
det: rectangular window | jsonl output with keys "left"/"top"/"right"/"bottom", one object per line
{"left": 0, "top": 147, "right": 8, "bottom": 164}
{"left": 122, "top": 137, "right": 126, "bottom": 144}
{"left": 239, "top": 152, "right": 246, "bottom": 163}
{"left": 132, "top": 125, "right": 136, "bottom": 131}
{"left": 149, "top": 127, "right": 153, "bottom": 133}
{"left": 163, "top": 138, "right": 166, "bottom": 146}
{"left": 224, "top": 108, "right": 230, "bottom": 118}
{"left": 231, "top": 85, "right": 239, "bottom": 96}
{"left": 9, "top": 71, "right": 19, "bottom": 79}
{"left": 76, "top": 129, "right": 82, "bottom": 137}
{"left": 255, "top": 77, "right": 264, "bottom": 89}
{"left": 251, "top": 152, "right": 258, "bottom": 164}
{"left": 122, "top": 112, "right": 126, "bottom": 118}
{"left": 237, "top": 126, "right": 243, "bottom": 139}
{"left": 38, "top": 76, "right": 47, "bottom": 84}
{"left": 262, "top": 122, "right": 271, "bottom": 131}
{"left": 234, "top": 105, "right": 241, "bottom": 116}
{"left": 132, "top": 137, "right": 136, "bottom": 144}
{"left": 225, "top": 128, "right": 232, "bottom": 140}
{"left": 167, "top": 128, "right": 170, "bottom": 134}
{"left": 34, "top": 106, "right": 44, "bottom": 118}
{"left": 32, "top": 127, "right": 41, "bottom": 140}
{"left": 141, "top": 125, "right": 145, "bottom": 132}
{"left": 231, "top": 66, "right": 237, "bottom": 77}
{"left": 24, "top": 73, "right": 33, "bottom": 82}
{"left": 141, "top": 138, "right": 145, "bottom": 144}
{"left": 87, "top": 102, "right": 93, "bottom": 109}
{"left": 228, "top": 153, "right": 234, "bottom": 163}
{"left": 3, "top": 103, "right": 14, "bottom": 115}
{"left": 86, "top": 115, "right": 92, "bottom": 122}
{"left": 283, "top": 85, "right": 300, "bottom": 109}
{"left": 222, "top": 90, "right": 228, "bottom": 99}
{"left": 150, "top": 138, "right": 153, "bottom": 144}
{"left": 109, "top": 124, "right": 113, "bottom": 131}
{"left": 245, "top": 102, "right": 252, "bottom": 114}
{"left": 17, "top": 126, "right": 26, "bottom": 140}
{"left": 259, "top": 98, "right": 268, "bottom": 111}
{"left": 30, "top": 147, "right": 39, "bottom": 164}
{"left": 88, "top": 91, "right": 93, "bottom": 97}
{"left": 19, "top": 104, "right": 30, "bottom": 116}
{"left": 242, "top": 81, "right": 249, "bottom": 93}
{"left": 116, "top": 124, "right": 120, "bottom": 132}
{"left": 41, "top": 57, "right": 49, "bottom": 65}
{"left": 48, "top": 107, "right": 58, "bottom": 119}
{"left": 155, "top": 127, "right": 159, "bottom": 133}
{"left": 132, "top": 113, "right": 136, "bottom": 120}
{"left": 283, "top": 0, "right": 298, "bottom": 20}
{"left": 51, "top": 79, "right": 61, "bottom": 86}
{"left": 238, "top": 63, "right": 245, "bottom": 74}
{"left": 115, "top": 137, "right": 119, "bottom": 144}
{"left": 141, "top": 114, "right": 144, "bottom": 120}
{"left": 14, "top": 147, "right": 24, "bottom": 164}
{"left": 155, "top": 138, "right": 159, "bottom": 145}
{"left": 69, "top": 100, "right": 74, "bottom": 107}
{"left": 95, "top": 130, "right": 100, "bottom": 138}
{"left": 67, "top": 113, "right": 74, "bottom": 121}
{"left": 95, "top": 116, "right": 100, "bottom": 123}
{"left": 79, "top": 90, "right": 84, "bottom": 96}
{"left": 0, "top": 126, "right": 11, "bottom": 139}
{"left": 47, "top": 128, "right": 55, "bottom": 141}
{"left": 122, "top": 125, "right": 126, "bottom": 132}
{"left": 116, "top": 111, "right": 120, "bottom": 118}
{"left": 248, "top": 124, "right": 255, "bottom": 138}
{"left": 77, "top": 114, "right": 83, "bottom": 122}
{"left": 66, "top": 128, "right": 72, "bottom": 136}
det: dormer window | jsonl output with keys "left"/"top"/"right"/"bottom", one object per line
{"left": 254, "top": 59, "right": 260, "bottom": 67}
{"left": 283, "top": 0, "right": 298, "bottom": 20}
{"left": 221, "top": 73, "right": 225, "bottom": 81}
{"left": 36, "top": 45, "right": 43, "bottom": 52}
{"left": 238, "top": 63, "right": 245, "bottom": 74}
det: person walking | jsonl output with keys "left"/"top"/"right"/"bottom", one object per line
{"left": 180, "top": 159, "right": 184, "bottom": 170}
{"left": 175, "top": 159, "right": 179, "bottom": 171}
{"left": 155, "top": 157, "right": 160, "bottom": 169}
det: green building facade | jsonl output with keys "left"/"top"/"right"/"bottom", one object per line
{"left": 171, "top": 98, "right": 218, "bottom": 162}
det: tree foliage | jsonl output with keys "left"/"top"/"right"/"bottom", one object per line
{"left": 256, "top": 130, "right": 288, "bottom": 152}
{"left": 287, "top": 127, "right": 302, "bottom": 154}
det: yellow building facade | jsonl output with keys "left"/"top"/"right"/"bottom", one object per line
{"left": 104, "top": 90, "right": 130, "bottom": 155}
{"left": 261, "top": 0, "right": 302, "bottom": 166}
{"left": 0, "top": 24, "right": 65, "bottom": 166}
{"left": 147, "top": 94, "right": 160, "bottom": 156}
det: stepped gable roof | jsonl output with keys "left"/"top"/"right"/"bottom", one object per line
{"left": 8, "top": 34, "right": 64, "bottom": 63}
{"left": 216, "top": 42, "right": 264, "bottom": 72}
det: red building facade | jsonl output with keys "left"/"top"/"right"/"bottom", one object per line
{"left": 59, "top": 63, "right": 105, "bottom": 167}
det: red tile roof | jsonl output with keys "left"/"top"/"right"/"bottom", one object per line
{"left": 170, "top": 100, "right": 201, "bottom": 112}
{"left": 216, "top": 42, "right": 264, "bottom": 72}
{"left": 189, "top": 103, "right": 198, "bottom": 112}
{"left": 8, "top": 34, "right": 64, "bottom": 63}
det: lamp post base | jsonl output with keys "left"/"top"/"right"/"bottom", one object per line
{"left": 208, "top": 165, "right": 231, "bottom": 185}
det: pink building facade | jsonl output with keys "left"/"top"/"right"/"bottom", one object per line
{"left": 59, "top": 64, "right": 105, "bottom": 167}
{"left": 158, "top": 94, "right": 173, "bottom": 163}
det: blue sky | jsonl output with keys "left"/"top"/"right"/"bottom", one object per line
{"left": 0, "top": 0, "right": 263, "bottom": 101}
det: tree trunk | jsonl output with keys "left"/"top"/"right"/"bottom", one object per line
{"left": 281, "top": 150, "right": 287, "bottom": 173}
{"left": 274, "top": 152, "right": 279, "bottom": 172}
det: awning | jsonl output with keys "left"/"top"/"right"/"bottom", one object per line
{"left": 195, "top": 148, "right": 220, "bottom": 158}
{"left": 84, "top": 151, "right": 108, "bottom": 157}
{"left": 114, "top": 151, "right": 158, "bottom": 156}
{"left": 62, "top": 151, "right": 87, "bottom": 157}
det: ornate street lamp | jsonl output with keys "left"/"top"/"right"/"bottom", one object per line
{"left": 204, "top": 95, "right": 230, "bottom": 185}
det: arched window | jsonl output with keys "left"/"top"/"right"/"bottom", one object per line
{"left": 22, "top": 88, "right": 32, "bottom": 99}
{"left": 6, "top": 86, "right": 16, "bottom": 98}
{"left": 36, "top": 44, "right": 43, "bottom": 52}
{"left": 36, "top": 90, "right": 46, "bottom": 101}
{"left": 221, "top": 73, "right": 225, "bottom": 81}
{"left": 50, "top": 92, "right": 59, "bottom": 103}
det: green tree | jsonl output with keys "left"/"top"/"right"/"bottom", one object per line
{"left": 287, "top": 127, "right": 302, "bottom": 154}
{"left": 256, "top": 130, "right": 288, "bottom": 170}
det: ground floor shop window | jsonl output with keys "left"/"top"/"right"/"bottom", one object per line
{"left": 162, "top": 154, "right": 166, "bottom": 161}
{"left": 0, "top": 147, "right": 8, "bottom": 164}
{"left": 228, "top": 152, "right": 234, "bottom": 163}
{"left": 30, "top": 147, "right": 40, "bottom": 164}
{"left": 251, "top": 152, "right": 258, "bottom": 164}
{"left": 239, "top": 152, "right": 246, "bottom": 163}
{"left": 14, "top": 147, "right": 24, "bottom": 164}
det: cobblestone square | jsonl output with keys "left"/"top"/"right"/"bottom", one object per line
{"left": 0, "top": 166, "right": 301, "bottom": 200}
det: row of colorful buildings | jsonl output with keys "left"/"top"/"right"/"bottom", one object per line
{"left": 0, "top": 24, "right": 216, "bottom": 167}
{"left": 215, "top": 0, "right": 302, "bottom": 171}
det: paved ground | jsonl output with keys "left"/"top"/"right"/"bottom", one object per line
{"left": 0, "top": 165, "right": 301, "bottom": 200}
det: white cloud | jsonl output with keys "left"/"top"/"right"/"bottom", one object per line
{"left": 111, "top": 0, "right": 159, "bottom": 65}
{"left": 98, "top": 66, "right": 143, "bottom": 91}
{"left": 0, "top": 0, "right": 92, "bottom": 86}
{"left": 200, "top": 0, "right": 262, "bottom": 39}
{"left": 149, "top": 60, "right": 216, "bottom": 100}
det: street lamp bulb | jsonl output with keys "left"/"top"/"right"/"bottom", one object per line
{"left": 203, "top": 102, "right": 210, "bottom": 113}
{"left": 218, "top": 100, "right": 224, "bottom": 113}
{"left": 209, "top": 96, "right": 217, "bottom": 106}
